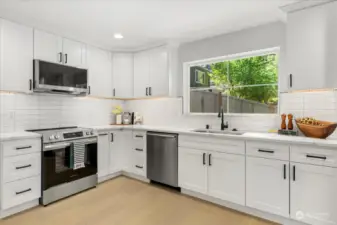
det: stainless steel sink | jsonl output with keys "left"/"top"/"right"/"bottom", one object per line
{"left": 191, "top": 129, "right": 244, "bottom": 135}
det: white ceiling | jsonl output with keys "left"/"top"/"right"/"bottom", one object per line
{"left": 0, "top": 0, "right": 299, "bottom": 52}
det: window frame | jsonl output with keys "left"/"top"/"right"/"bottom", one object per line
{"left": 183, "top": 47, "right": 281, "bottom": 115}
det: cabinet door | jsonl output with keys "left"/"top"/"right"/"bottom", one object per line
{"left": 149, "top": 47, "right": 169, "bottom": 97}
{"left": 34, "top": 29, "right": 63, "bottom": 64}
{"left": 208, "top": 152, "right": 245, "bottom": 205}
{"left": 62, "top": 38, "right": 85, "bottom": 68}
{"left": 290, "top": 163, "right": 337, "bottom": 225}
{"left": 286, "top": 2, "right": 336, "bottom": 90}
{"left": 246, "top": 157, "right": 289, "bottom": 217}
{"left": 178, "top": 147, "right": 208, "bottom": 194}
{"left": 0, "top": 20, "right": 33, "bottom": 92}
{"left": 97, "top": 133, "right": 110, "bottom": 178}
{"left": 109, "top": 131, "right": 123, "bottom": 174}
{"left": 87, "top": 46, "right": 113, "bottom": 97}
{"left": 133, "top": 51, "right": 150, "bottom": 98}
{"left": 112, "top": 54, "right": 134, "bottom": 98}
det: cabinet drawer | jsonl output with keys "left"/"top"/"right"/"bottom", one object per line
{"left": 2, "top": 176, "right": 41, "bottom": 210}
{"left": 2, "top": 139, "right": 41, "bottom": 157}
{"left": 179, "top": 135, "right": 245, "bottom": 155}
{"left": 291, "top": 145, "right": 337, "bottom": 167}
{"left": 246, "top": 141, "right": 289, "bottom": 161}
{"left": 3, "top": 153, "right": 41, "bottom": 183}
{"left": 133, "top": 131, "right": 146, "bottom": 140}
{"left": 132, "top": 151, "right": 146, "bottom": 176}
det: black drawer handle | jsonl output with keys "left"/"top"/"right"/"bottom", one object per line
{"left": 16, "top": 146, "right": 32, "bottom": 150}
{"left": 283, "top": 164, "right": 287, "bottom": 180}
{"left": 258, "top": 149, "right": 275, "bottom": 154}
{"left": 29, "top": 79, "right": 32, "bottom": 91}
{"left": 203, "top": 153, "right": 206, "bottom": 165}
{"left": 16, "top": 164, "right": 32, "bottom": 170}
{"left": 306, "top": 155, "right": 327, "bottom": 160}
{"left": 209, "top": 154, "right": 212, "bottom": 166}
{"left": 135, "top": 135, "right": 143, "bottom": 138}
{"left": 135, "top": 148, "right": 143, "bottom": 152}
{"left": 135, "top": 165, "right": 143, "bottom": 169}
{"left": 289, "top": 74, "right": 293, "bottom": 88}
{"left": 98, "top": 133, "right": 108, "bottom": 136}
{"left": 16, "top": 188, "right": 32, "bottom": 195}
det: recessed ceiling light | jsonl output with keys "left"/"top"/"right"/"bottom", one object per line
{"left": 114, "top": 33, "right": 123, "bottom": 39}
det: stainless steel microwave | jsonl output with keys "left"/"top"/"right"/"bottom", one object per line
{"left": 33, "top": 60, "right": 88, "bottom": 95}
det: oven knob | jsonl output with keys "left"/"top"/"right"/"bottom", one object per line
{"left": 49, "top": 135, "right": 55, "bottom": 140}
{"left": 90, "top": 130, "right": 94, "bottom": 135}
{"left": 55, "top": 135, "right": 60, "bottom": 140}
{"left": 86, "top": 131, "right": 90, "bottom": 135}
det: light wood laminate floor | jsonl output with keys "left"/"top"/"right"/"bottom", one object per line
{"left": 0, "top": 177, "right": 278, "bottom": 225}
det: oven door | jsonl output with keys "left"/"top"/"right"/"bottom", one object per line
{"left": 43, "top": 142, "right": 73, "bottom": 191}
{"left": 42, "top": 140, "right": 97, "bottom": 191}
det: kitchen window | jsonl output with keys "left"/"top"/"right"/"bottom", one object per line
{"left": 184, "top": 48, "right": 279, "bottom": 114}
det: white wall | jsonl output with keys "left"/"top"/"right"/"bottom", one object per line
{"left": 0, "top": 93, "right": 124, "bottom": 132}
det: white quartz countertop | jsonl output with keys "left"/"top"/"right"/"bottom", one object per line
{"left": 88, "top": 125, "right": 337, "bottom": 148}
{"left": 0, "top": 132, "right": 42, "bottom": 142}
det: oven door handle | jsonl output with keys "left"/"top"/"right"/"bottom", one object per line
{"left": 44, "top": 143, "right": 72, "bottom": 151}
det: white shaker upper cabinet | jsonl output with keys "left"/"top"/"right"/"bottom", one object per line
{"left": 112, "top": 54, "right": 134, "bottom": 98}
{"left": 178, "top": 148, "right": 208, "bottom": 195}
{"left": 87, "top": 46, "right": 113, "bottom": 97}
{"left": 148, "top": 47, "right": 169, "bottom": 97}
{"left": 290, "top": 163, "right": 337, "bottom": 225}
{"left": 133, "top": 51, "right": 150, "bottom": 98}
{"left": 34, "top": 30, "right": 63, "bottom": 64}
{"left": 207, "top": 152, "right": 245, "bottom": 206}
{"left": 0, "top": 19, "right": 33, "bottom": 93}
{"left": 62, "top": 38, "right": 86, "bottom": 68}
{"left": 246, "top": 157, "right": 289, "bottom": 218}
{"left": 286, "top": 1, "right": 337, "bottom": 90}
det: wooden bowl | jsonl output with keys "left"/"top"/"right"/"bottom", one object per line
{"left": 295, "top": 119, "right": 337, "bottom": 139}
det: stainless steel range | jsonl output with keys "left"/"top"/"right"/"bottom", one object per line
{"left": 27, "top": 126, "right": 98, "bottom": 206}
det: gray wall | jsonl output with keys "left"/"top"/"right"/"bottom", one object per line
{"left": 177, "top": 21, "right": 287, "bottom": 97}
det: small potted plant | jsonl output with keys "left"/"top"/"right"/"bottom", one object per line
{"left": 112, "top": 105, "right": 123, "bottom": 125}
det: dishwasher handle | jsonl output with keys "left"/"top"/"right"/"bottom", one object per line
{"left": 147, "top": 133, "right": 177, "bottom": 139}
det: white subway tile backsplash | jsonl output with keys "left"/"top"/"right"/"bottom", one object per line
{"left": 0, "top": 93, "right": 123, "bottom": 132}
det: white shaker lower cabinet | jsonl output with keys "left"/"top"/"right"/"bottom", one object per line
{"left": 179, "top": 147, "right": 208, "bottom": 195}
{"left": 290, "top": 163, "right": 337, "bottom": 225}
{"left": 97, "top": 132, "right": 110, "bottom": 178}
{"left": 208, "top": 152, "right": 245, "bottom": 205}
{"left": 110, "top": 130, "right": 132, "bottom": 174}
{"left": 246, "top": 157, "right": 289, "bottom": 218}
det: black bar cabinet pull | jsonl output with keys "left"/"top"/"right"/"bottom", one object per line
{"left": 113, "top": 88, "right": 116, "bottom": 97}
{"left": 64, "top": 53, "right": 68, "bottom": 64}
{"left": 16, "top": 188, "right": 32, "bottom": 195}
{"left": 16, "top": 164, "right": 32, "bottom": 170}
{"left": 59, "top": 52, "right": 63, "bottom": 63}
{"left": 88, "top": 86, "right": 91, "bottom": 95}
{"left": 293, "top": 165, "right": 296, "bottom": 181}
{"left": 146, "top": 87, "right": 148, "bottom": 96}
{"left": 135, "top": 148, "right": 143, "bottom": 152}
{"left": 135, "top": 135, "right": 143, "bottom": 138}
{"left": 135, "top": 165, "right": 143, "bottom": 169}
{"left": 29, "top": 79, "right": 32, "bottom": 91}
{"left": 16, "top": 146, "right": 32, "bottom": 150}
{"left": 111, "top": 133, "right": 114, "bottom": 142}
{"left": 258, "top": 149, "right": 275, "bottom": 154}
{"left": 290, "top": 74, "right": 293, "bottom": 88}
{"left": 98, "top": 133, "right": 108, "bottom": 136}
{"left": 283, "top": 164, "right": 286, "bottom": 180}
{"left": 203, "top": 153, "right": 206, "bottom": 165}
{"left": 209, "top": 154, "right": 212, "bottom": 166}
{"left": 306, "top": 155, "right": 327, "bottom": 160}
{"left": 149, "top": 87, "right": 152, "bottom": 96}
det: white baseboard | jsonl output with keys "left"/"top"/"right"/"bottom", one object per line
{"left": 0, "top": 199, "right": 39, "bottom": 219}
{"left": 122, "top": 171, "right": 150, "bottom": 183}
{"left": 98, "top": 171, "right": 122, "bottom": 183}
{"left": 181, "top": 189, "right": 307, "bottom": 225}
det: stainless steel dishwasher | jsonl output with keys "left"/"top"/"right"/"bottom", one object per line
{"left": 147, "top": 132, "right": 178, "bottom": 187}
